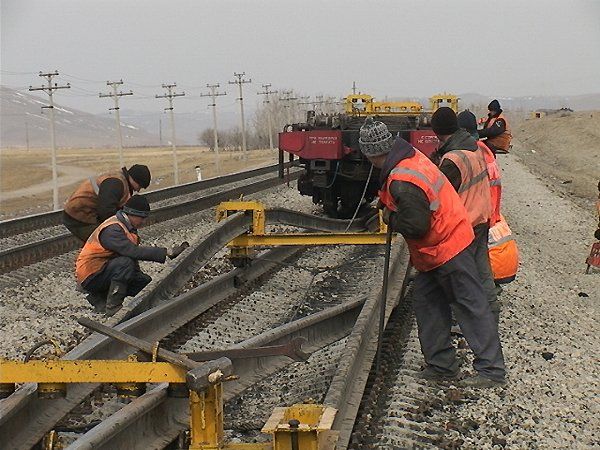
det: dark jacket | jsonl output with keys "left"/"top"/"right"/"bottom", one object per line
{"left": 98, "top": 211, "right": 167, "bottom": 263}
{"left": 380, "top": 137, "right": 431, "bottom": 239}
{"left": 479, "top": 110, "right": 506, "bottom": 139}
{"left": 434, "top": 129, "right": 479, "bottom": 191}
{"left": 96, "top": 168, "right": 134, "bottom": 222}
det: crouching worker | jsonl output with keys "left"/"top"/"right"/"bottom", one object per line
{"left": 75, "top": 195, "right": 189, "bottom": 316}
{"left": 359, "top": 117, "right": 506, "bottom": 388}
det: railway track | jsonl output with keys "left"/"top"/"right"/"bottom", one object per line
{"left": 0, "top": 175, "right": 444, "bottom": 450}
{"left": 0, "top": 163, "right": 297, "bottom": 275}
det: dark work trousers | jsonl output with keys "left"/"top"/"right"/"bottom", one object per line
{"left": 471, "top": 223, "right": 498, "bottom": 306}
{"left": 62, "top": 212, "right": 98, "bottom": 243}
{"left": 412, "top": 246, "right": 506, "bottom": 381}
{"left": 81, "top": 256, "right": 152, "bottom": 298}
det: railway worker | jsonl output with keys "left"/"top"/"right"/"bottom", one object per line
{"left": 431, "top": 107, "right": 500, "bottom": 322}
{"left": 458, "top": 109, "right": 503, "bottom": 225}
{"left": 478, "top": 100, "right": 512, "bottom": 154}
{"left": 359, "top": 117, "right": 506, "bottom": 388}
{"left": 63, "top": 164, "right": 152, "bottom": 242}
{"left": 75, "top": 195, "right": 189, "bottom": 316}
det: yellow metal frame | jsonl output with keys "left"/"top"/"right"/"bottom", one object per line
{"left": 344, "top": 93, "right": 424, "bottom": 116}
{"left": 0, "top": 356, "right": 337, "bottom": 449}
{"left": 216, "top": 201, "right": 390, "bottom": 249}
{"left": 429, "top": 93, "right": 459, "bottom": 113}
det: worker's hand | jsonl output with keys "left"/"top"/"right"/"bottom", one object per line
{"left": 595, "top": 228, "right": 600, "bottom": 241}
{"left": 376, "top": 199, "right": 385, "bottom": 210}
{"left": 167, "top": 241, "right": 190, "bottom": 259}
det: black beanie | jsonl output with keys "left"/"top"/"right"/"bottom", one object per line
{"left": 431, "top": 107, "right": 459, "bottom": 136}
{"left": 457, "top": 110, "right": 478, "bottom": 133}
{"left": 128, "top": 164, "right": 151, "bottom": 188}
{"left": 488, "top": 99, "right": 501, "bottom": 112}
{"left": 123, "top": 195, "right": 150, "bottom": 217}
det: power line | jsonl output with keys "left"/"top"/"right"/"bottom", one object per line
{"left": 99, "top": 80, "right": 133, "bottom": 167}
{"left": 228, "top": 72, "right": 251, "bottom": 159}
{"left": 200, "top": 84, "right": 227, "bottom": 174}
{"left": 257, "top": 83, "right": 278, "bottom": 153}
{"left": 156, "top": 83, "right": 185, "bottom": 185}
{"left": 28, "top": 70, "right": 71, "bottom": 211}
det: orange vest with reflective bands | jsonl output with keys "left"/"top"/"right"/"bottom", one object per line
{"left": 488, "top": 215, "right": 518, "bottom": 284}
{"left": 485, "top": 113, "right": 512, "bottom": 152}
{"left": 379, "top": 149, "right": 474, "bottom": 272}
{"left": 478, "top": 141, "right": 502, "bottom": 225}
{"left": 64, "top": 171, "right": 131, "bottom": 224}
{"left": 441, "top": 148, "right": 492, "bottom": 227}
{"left": 75, "top": 215, "right": 139, "bottom": 284}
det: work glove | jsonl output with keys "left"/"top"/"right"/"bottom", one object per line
{"left": 382, "top": 207, "right": 393, "bottom": 225}
{"left": 595, "top": 228, "right": 600, "bottom": 241}
{"left": 167, "top": 241, "right": 190, "bottom": 259}
{"left": 376, "top": 198, "right": 385, "bottom": 210}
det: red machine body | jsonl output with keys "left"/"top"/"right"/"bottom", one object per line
{"left": 409, "top": 130, "right": 439, "bottom": 158}
{"left": 278, "top": 130, "right": 353, "bottom": 160}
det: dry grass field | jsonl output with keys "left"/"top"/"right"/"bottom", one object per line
{"left": 0, "top": 146, "right": 279, "bottom": 219}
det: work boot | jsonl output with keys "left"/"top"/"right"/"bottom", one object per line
{"left": 105, "top": 280, "right": 128, "bottom": 317}
{"left": 416, "top": 366, "right": 459, "bottom": 381}
{"left": 461, "top": 375, "right": 506, "bottom": 389}
{"left": 85, "top": 292, "right": 107, "bottom": 314}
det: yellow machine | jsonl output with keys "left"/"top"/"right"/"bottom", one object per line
{"left": 344, "top": 92, "right": 459, "bottom": 116}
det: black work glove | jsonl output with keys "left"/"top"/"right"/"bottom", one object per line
{"left": 376, "top": 198, "right": 385, "bottom": 210}
{"left": 167, "top": 241, "right": 190, "bottom": 259}
{"left": 382, "top": 207, "right": 393, "bottom": 225}
{"left": 595, "top": 228, "right": 600, "bottom": 241}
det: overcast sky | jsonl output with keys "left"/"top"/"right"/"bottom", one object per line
{"left": 1, "top": 0, "right": 599, "bottom": 115}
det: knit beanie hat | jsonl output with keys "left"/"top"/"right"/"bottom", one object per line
{"left": 128, "top": 164, "right": 151, "bottom": 188}
{"left": 123, "top": 195, "right": 150, "bottom": 217}
{"left": 488, "top": 99, "right": 501, "bottom": 112}
{"left": 358, "top": 117, "right": 394, "bottom": 157}
{"left": 457, "top": 110, "right": 478, "bottom": 133}
{"left": 431, "top": 107, "right": 459, "bottom": 136}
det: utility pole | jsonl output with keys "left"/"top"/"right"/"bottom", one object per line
{"left": 200, "top": 84, "right": 227, "bottom": 174}
{"left": 280, "top": 90, "right": 298, "bottom": 124}
{"left": 29, "top": 71, "right": 70, "bottom": 211}
{"left": 25, "top": 119, "right": 30, "bottom": 151}
{"left": 352, "top": 81, "right": 357, "bottom": 95}
{"left": 99, "top": 80, "right": 133, "bottom": 168}
{"left": 156, "top": 83, "right": 185, "bottom": 185}
{"left": 159, "top": 116, "right": 163, "bottom": 146}
{"left": 228, "top": 72, "right": 251, "bottom": 159}
{"left": 257, "top": 84, "right": 278, "bottom": 153}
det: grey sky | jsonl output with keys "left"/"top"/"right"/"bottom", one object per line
{"left": 1, "top": 0, "right": 599, "bottom": 115}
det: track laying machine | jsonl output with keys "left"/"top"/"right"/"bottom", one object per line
{"left": 278, "top": 92, "right": 459, "bottom": 217}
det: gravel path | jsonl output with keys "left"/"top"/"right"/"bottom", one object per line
{"left": 373, "top": 151, "right": 599, "bottom": 449}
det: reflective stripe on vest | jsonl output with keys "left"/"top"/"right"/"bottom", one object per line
{"left": 442, "top": 149, "right": 492, "bottom": 227}
{"left": 485, "top": 113, "right": 512, "bottom": 151}
{"left": 379, "top": 149, "right": 474, "bottom": 272}
{"left": 64, "top": 171, "right": 131, "bottom": 224}
{"left": 75, "top": 215, "right": 139, "bottom": 284}
{"left": 477, "top": 141, "right": 502, "bottom": 224}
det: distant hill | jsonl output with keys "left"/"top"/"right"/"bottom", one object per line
{"left": 0, "top": 86, "right": 159, "bottom": 148}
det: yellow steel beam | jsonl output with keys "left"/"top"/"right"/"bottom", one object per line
{"left": 0, "top": 360, "right": 187, "bottom": 384}
{"left": 229, "top": 232, "right": 392, "bottom": 247}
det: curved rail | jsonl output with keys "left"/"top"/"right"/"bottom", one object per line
{"left": 0, "top": 207, "right": 380, "bottom": 449}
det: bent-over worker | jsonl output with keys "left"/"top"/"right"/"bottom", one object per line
{"left": 63, "top": 164, "right": 151, "bottom": 242}
{"left": 359, "top": 117, "right": 506, "bottom": 388}
{"left": 75, "top": 195, "right": 189, "bottom": 316}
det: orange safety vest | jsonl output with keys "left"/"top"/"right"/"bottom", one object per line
{"left": 76, "top": 215, "right": 139, "bottom": 284}
{"left": 379, "top": 149, "right": 474, "bottom": 272}
{"left": 64, "top": 171, "right": 131, "bottom": 224}
{"left": 478, "top": 141, "right": 502, "bottom": 225}
{"left": 488, "top": 215, "right": 519, "bottom": 284}
{"left": 485, "top": 113, "right": 512, "bottom": 152}
{"left": 441, "top": 148, "right": 492, "bottom": 228}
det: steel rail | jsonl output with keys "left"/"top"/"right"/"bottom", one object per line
{"left": 68, "top": 297, "right": 368, "bottom": 449}
{"left": 0, "top": 207, "right": 373, "bottom": 449}
{"left": 0, "top": 163, "right": 290, "bottom": 239}
{"left": 0, "top": 170, "right": 301, "bottom": 275}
